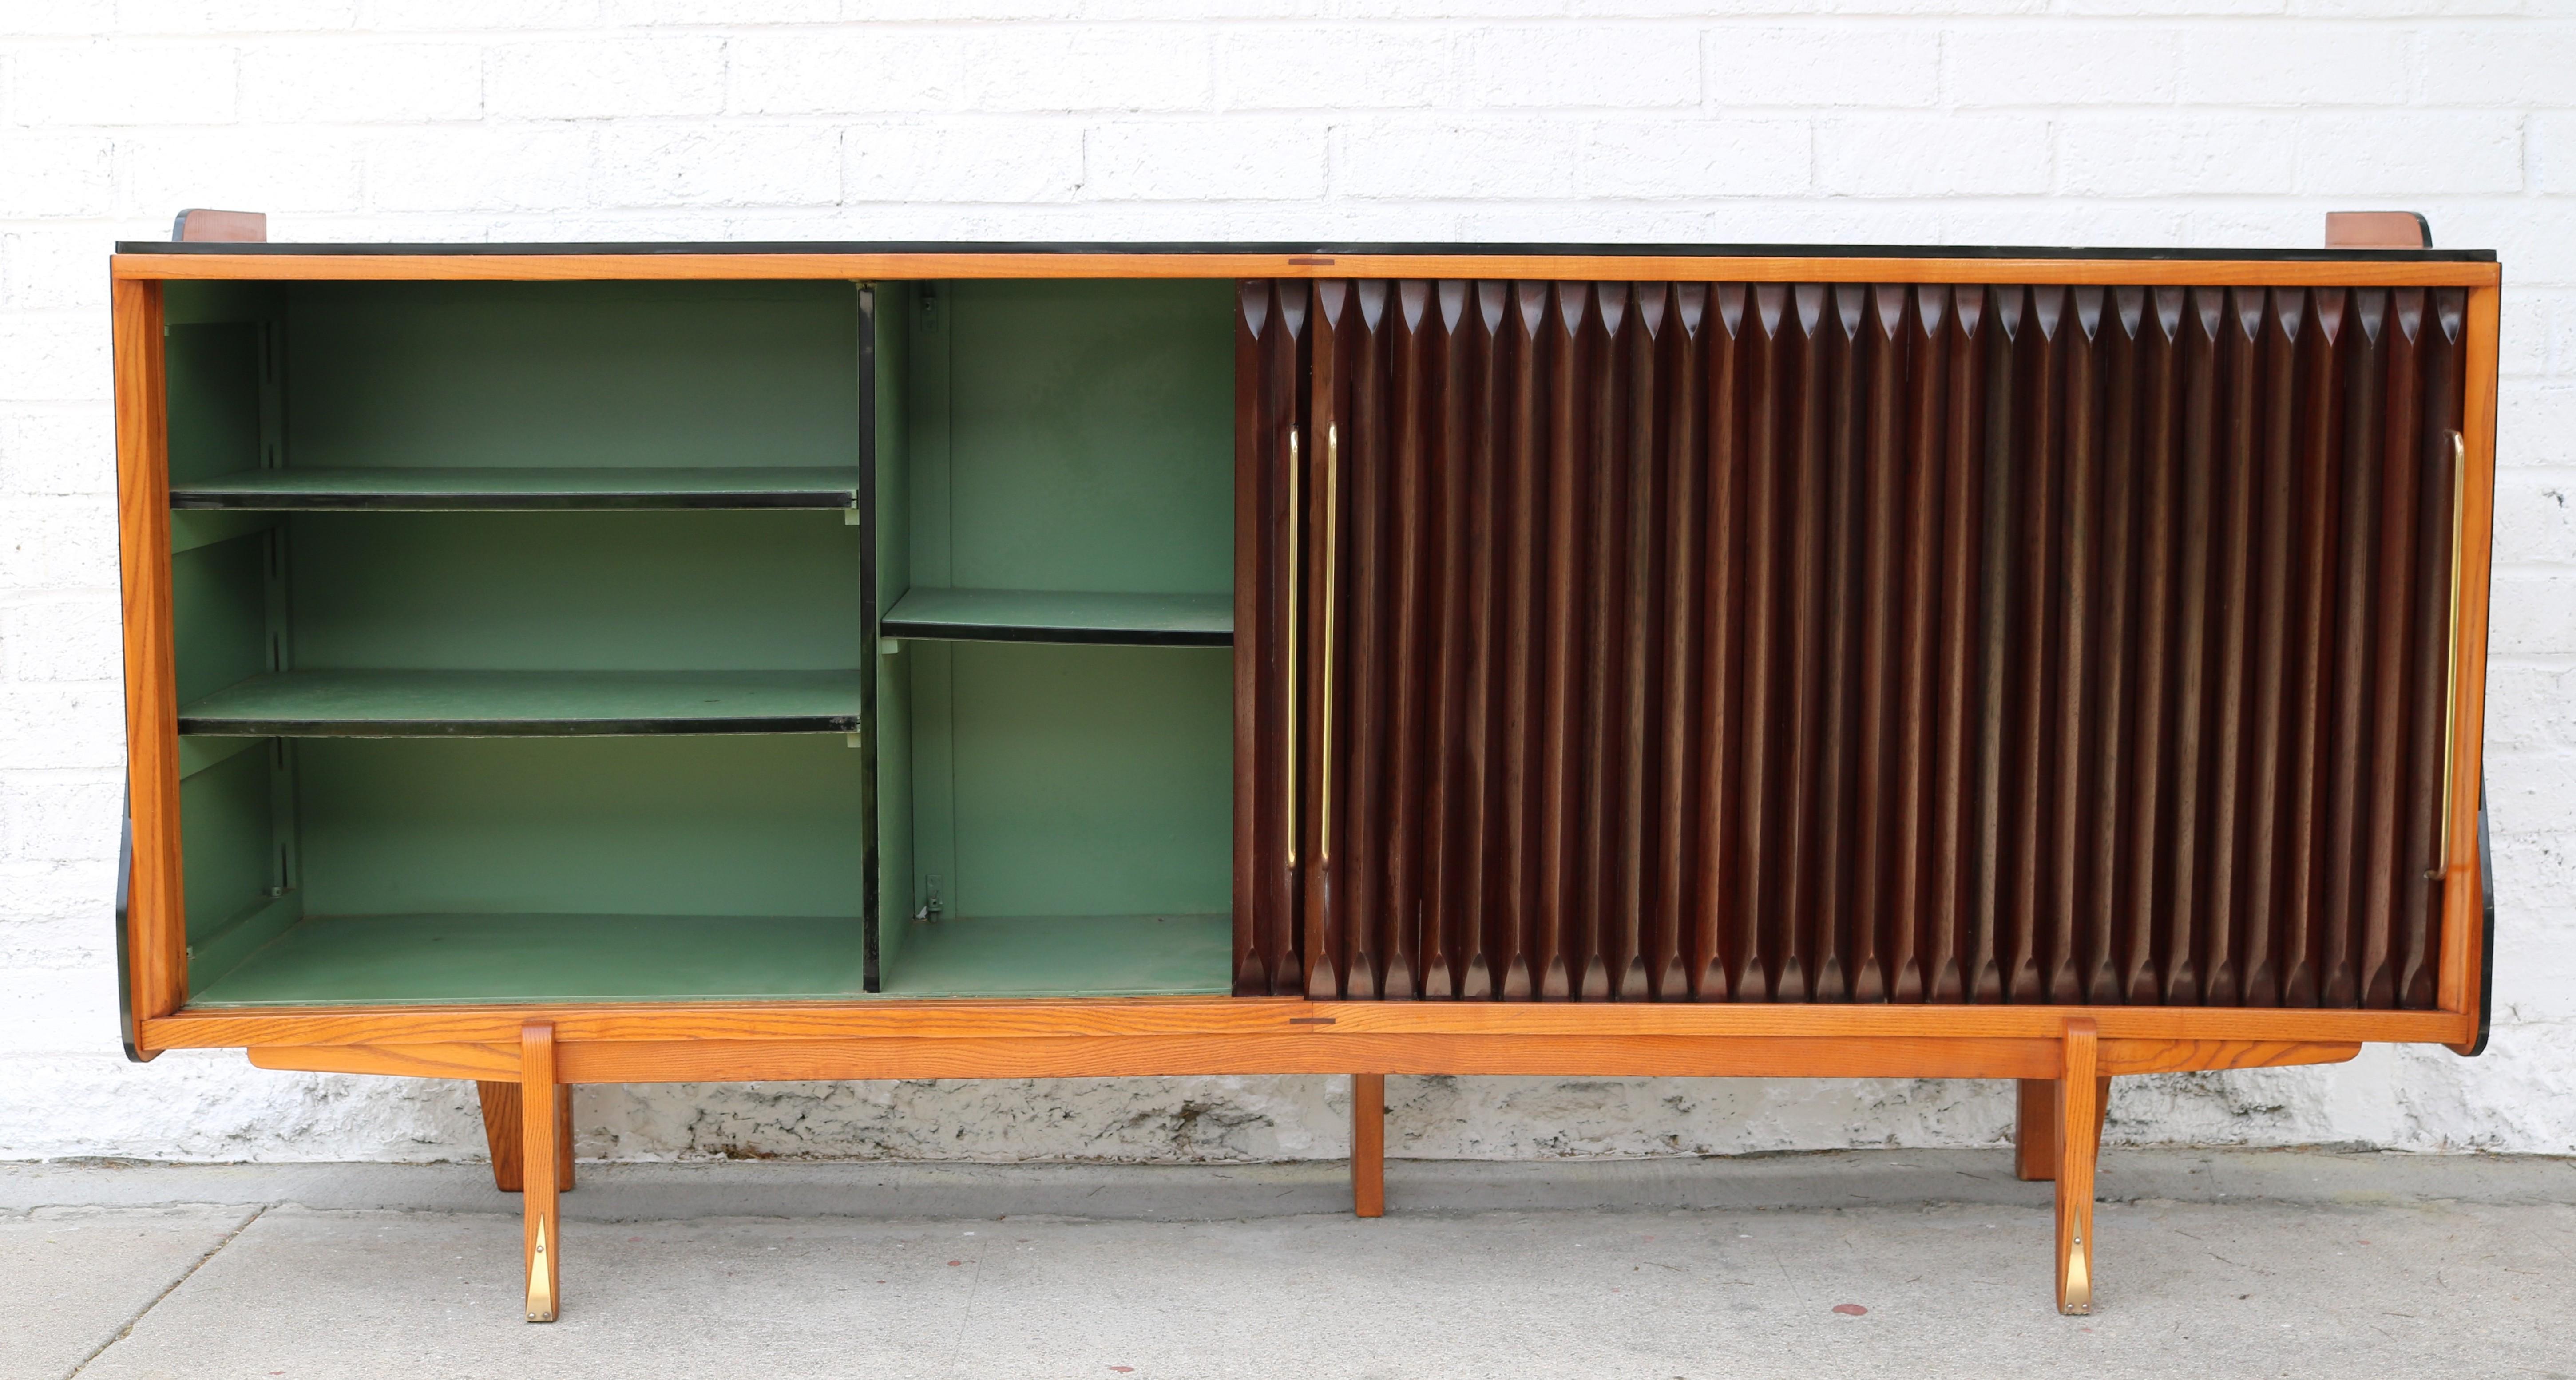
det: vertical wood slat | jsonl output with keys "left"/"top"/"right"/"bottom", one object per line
{"left": 1233, "top": 280, "right": 1307, "bottom": 995}
{"left": 1259, "top": 276, "right": 2475, "bottom": 1008}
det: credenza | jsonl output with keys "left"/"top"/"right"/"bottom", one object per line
{"left": 111, "top": 214, "right": 2500, "bottom": 1318}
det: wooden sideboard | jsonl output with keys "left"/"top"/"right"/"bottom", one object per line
{"left": 110, "top": 229, "right": 2501, "bottom": 1320}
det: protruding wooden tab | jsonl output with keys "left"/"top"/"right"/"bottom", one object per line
{"left": 2013, "top": 1075, "right": 2112, "bottom": 1182}
{"left": 171, "top": 209, "right": 266, "bottom": 243}
{"left": 1350, "top": 1072, "right": 1386, "bottom": 1218}
{"left": 2325, "top": 211, "right": 2431, "bottom": 250}
{"left": 2055, "top": 1019, "right": 2101, "bottom": 1315}
{"left": 2013, "top": 1079, "right": 2054, "bottom": 1181}
{"left": 477, "top": 1080, "right": 524, "bottom": 1192}
{"left": 520, "top": 1023, "right": 561, "bottom": 1323}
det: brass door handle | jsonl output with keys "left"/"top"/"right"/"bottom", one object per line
{"left": 1319, "top": 423, "right": 1338, "bottom": 866}
{"left": 2437, "top": 429, "right": 2466, "bottom": 879}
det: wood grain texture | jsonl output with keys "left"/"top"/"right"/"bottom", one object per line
{"left": 110, "top": 253, "right": 2502, "bottom": 289}
{"left": 2441, "top": 283, "right": 2501, "bottom": 1049}
{"left": 477, "top": 1080, "right": 524, "bottom": 1193}
{"left": 545, "top": 1033, "right": 2062, "bottom": 1080}
{"left": 2056, "top": 1019, "right": 2101, "bottom": 1315}
{"left": 113, "top": 277, "right": 184, "bottom": 1046}
{"left": 2099, "top": 1038, "right": 2358, "bottom": 1074}
{"left": 521, "top": 1023, "right": 560, "bottom": 1323}
{"left": 2012, "top": 1075, "right": 2112, "bottom": 1183}
{"left": 1351, "top": 1072, "right": 1386, "bottom": 1218}
{"left": 1289, "top": 278, "right": 2475, "bottom": 1012}
{"left": 148, "top": 998, "right": 2463, "bottom": 1051}
{"left": 248, "top": 1042, "right": 519, "bottom": 1078}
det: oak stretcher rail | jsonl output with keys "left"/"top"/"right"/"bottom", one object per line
{"left": 113, "top": 230, "right": 2499, "bottom": 1323}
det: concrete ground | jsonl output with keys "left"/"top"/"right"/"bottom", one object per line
{"left": 5, "top": 1150, "right": 2573, "bottom": 1380}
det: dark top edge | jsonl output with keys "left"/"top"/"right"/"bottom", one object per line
{"left": 114, "top": 239, "right": 2499, "bottom": 263}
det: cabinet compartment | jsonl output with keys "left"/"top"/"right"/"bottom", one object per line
{"left": 186, "top": 735, "right": 868, "bottom": 1005}
{"left": 872, "top": 279, "right": 1236, "bottom": 995}
{"left": 167, "top": 280, "right": 864, "bottom": 510}
{"left": 159, "top": 278, "right": 872, "bottom": 1006}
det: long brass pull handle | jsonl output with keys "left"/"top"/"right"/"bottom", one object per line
{"left": 1284, "top": 427, "right": 1300, "bottom": 871}
{"left": 1319, "top": 422, "right": 1339, "bottom": 866}
{"left": 2437, "top": 429, "right": 2467, "bottom": 879}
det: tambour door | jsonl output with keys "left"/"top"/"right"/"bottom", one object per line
{"left": 1244, "top": 273, "right": 2487, "bottom": 1008}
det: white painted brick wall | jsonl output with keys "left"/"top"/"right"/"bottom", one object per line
{"left": 2, "top": 2, "right": 2572, "bottom": 1166}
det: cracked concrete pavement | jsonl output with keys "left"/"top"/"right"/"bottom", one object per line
{"left": 5, "top": 1149, "right": 2572, "bottom": 1380}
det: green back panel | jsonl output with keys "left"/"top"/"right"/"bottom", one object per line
{"left": 285, "top": 281, "right": 860, "bottom": 471}
{"left": 165, "top": 324, "right": 263, "bottom": 485}
{"left": 178, "top": 745, "right": 276, "bottom": 943}
{"left": 294, "top": 736, "right": 863, "bottom": 918}
{"left": 286, "top": 511, "right": 861, "bottom": 672}
{"left": 944, "top": 643, "right": 1232, "bottom": 919}
{"left": 937, "top": 279, "right": 1234, "bottom": 593}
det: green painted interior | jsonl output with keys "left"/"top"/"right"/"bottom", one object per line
{"left": 159, "top": 281, "right": 874, "bottom": 1008}
{"left": 879, "top": 915, "right": 1230, "bottom": 997}
{"left": 872, "top": 283, "right": 914, "bottom": 985}
{"left": 179, "top": 669, "right": 865, "bottom": 735}
{"left": 882, "top": 588, "right": 1233, "bottom": 644}
{"left": 170, "top": 535, "right": 267, "bottom": 706}
{"left": 283, "top": 280, "right": 860, "bottom": 472}
{"left": 158, "top": 277, "right": 1236, "bottom": 1006}
{"left": 170, "top": 466, "right": 864, "bottom": 509}
{"left": 164, "top": 323, "right": 265, "bottom": 485}
{"left": 178, "top": 744, "right": 280, "bottom": 946}
{"left": 285, "top": 511, "right": 860, "bottom": 672}
{"left": 293, "top": 736, "right": 862, "bottom": 918}
{"left": 873, "top": 280, "right": 1235, "bottom": 996}
{"left": 189, "top": 913, "right": 869, "bottom": 1006}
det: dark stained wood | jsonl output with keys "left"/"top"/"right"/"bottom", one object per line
{"left": 1270, "top": 274, "right": 2473, "bottom": 1014}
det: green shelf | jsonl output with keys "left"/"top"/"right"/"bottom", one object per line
{"left": 178, "top": 669, "right": 864, "bottom": 736}
{"left": 186, "top": 913, "right": 870, "bottom": 1006}
{"left": 881, "top": 589, "right": 1233, "bottom": 647}
{"left": 170, "top": 466, "right": 864, "bottom": 511}
{"left": 879, "top": 914, "right": 1233, "bottom": 996}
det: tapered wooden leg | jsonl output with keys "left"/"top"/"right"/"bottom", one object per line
{"left": 478, "top": 1081, "right": 524, "bottom": 1193}
{"left": 2015, "top": 1075, "right": 2111, "bottom": 1182}
{"left": 521, "top": 1022, "right": 561, "bottom": 1323}
{"left": 1351, "top": 1073, "right": 1385, "bottom": 1218}
{"left": 2056, "top": 1019, "right": 2101, "bottom": 1316}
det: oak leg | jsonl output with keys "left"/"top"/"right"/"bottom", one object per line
{"left": 2056, "top": 1019, "right": 2101, "bottom": 1316}
{"left": 2014, "top": 1075, "right": 2112, "bottom": 1183}
{"left": 1351, "top": 1073, "right": 1385, "bottom": 1218}
{"left": 477, "top": 1081, "right": 523, "bottom": 1193}
{"left": 521, "top": 1022, "right": 561, "bottom": 1323}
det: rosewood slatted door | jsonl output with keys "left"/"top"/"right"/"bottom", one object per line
{"left": 1273, "top": 276, "right": 2469, "bottom": 1008}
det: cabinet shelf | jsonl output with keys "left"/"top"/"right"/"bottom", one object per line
{"left": 880, "top": 588, "right": 1232, "bottom": 647}
{"left": 169, "top": 466, "right": 864, "bottom": 511}
{"left": 879, "top": 915, "right": 1233, "bottom": 997}
{"left": 186, "top": 913, "right": 869, "bottom": 1006}
{"left": 177, "top": 669, "right": 864, "bottom": 737}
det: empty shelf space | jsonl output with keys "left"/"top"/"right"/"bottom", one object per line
{"left": 186, "top": 913, "right": 869, "bottom": 1006}
{"left": 169, "top": 466, "right": 864, "bottom": 510}
{"left": 881, "top": 589, "right": 1232, "bottom": 647}
{"left": 879, "top": 914, "right": 1232, "bottom": 997}
{"left": 178, "top": 669, "right": 864, "bottom": 736}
